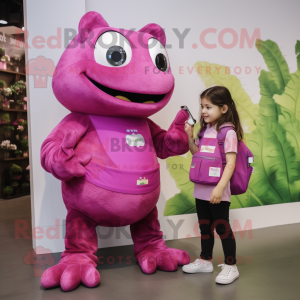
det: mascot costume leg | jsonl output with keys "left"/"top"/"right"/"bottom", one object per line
{"left": 40, "top": 11, "right": 190, "bottom": 291}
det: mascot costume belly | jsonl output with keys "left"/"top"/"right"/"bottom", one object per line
{"left": 40, "top": 11, "right": 190, "bottom": 291}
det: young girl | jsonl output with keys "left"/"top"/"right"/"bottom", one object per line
{"left": 183, "top": 86, "right": 243, "bottom": 285}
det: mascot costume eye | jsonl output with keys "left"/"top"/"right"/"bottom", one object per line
{"left": 40, "top": 11, "right": 190, "bottom": 291}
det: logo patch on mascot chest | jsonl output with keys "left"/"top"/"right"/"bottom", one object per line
{"left": 126, "top": 132, "right": 145, "bottom": 147}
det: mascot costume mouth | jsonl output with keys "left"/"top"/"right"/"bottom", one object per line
{"left": 40, "top": 11, "right": 190, "bottom": 291}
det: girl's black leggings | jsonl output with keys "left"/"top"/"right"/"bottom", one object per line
{"left": 195, "top": 198, "right": 236, "bottom": 265}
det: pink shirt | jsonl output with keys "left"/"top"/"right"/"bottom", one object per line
{"left": 193, "top": 122, "right": 238, "bottom": 202}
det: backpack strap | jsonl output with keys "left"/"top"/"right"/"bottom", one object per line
{"left": 216, "top": 125, "right": 236, "bottom": 167}
{"left": 197, "top": 126, "right": 206, "bottom": 140}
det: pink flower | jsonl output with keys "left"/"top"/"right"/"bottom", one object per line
{"left": 23, "top": 97, "right": 27, "bottom": 101}
{"left": 19, "top": 119, "right": 24, "bottom": 122}
{"left": 24, "top": 82, "right": 26, "bottom": 85}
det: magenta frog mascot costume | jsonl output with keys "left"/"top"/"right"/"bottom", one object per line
{"left": 40, "top": 11, "right": 190, "bottom": 291}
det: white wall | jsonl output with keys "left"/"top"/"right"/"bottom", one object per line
{"left": 24, "top": 0, "right": 300, "bottom": 254}
{"left": 24, "top": 0, "right": 85, "bottom": 252}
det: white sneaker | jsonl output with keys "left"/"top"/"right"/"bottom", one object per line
{"left": 182, "top": 258, "right": 213, "bottom": 273}
{"left": 215, "top": 264, "right": 239, "bottom": 284}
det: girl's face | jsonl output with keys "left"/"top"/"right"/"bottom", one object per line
{"left": 201, "top": 97, "right": 227, "bottom": 126}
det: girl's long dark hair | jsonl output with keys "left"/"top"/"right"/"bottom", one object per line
{"left": 198, "top": 86, "right": 244, "bottom": 141}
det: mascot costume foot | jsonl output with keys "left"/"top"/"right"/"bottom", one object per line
{"left": 40, "top": 11, "right": 190, "bottom": 291}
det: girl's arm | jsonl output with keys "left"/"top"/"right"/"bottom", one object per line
{"left": 188, "top": 136, "right": 199, "bottom": 155}
{"left": 210, "top": 152, "right": 237, "bottom": 204}
{"left": 185, "top": 120, "right": 199, "bottom": 155}
{"left": 210, "top": 129, "right": 238, "bottom": 204}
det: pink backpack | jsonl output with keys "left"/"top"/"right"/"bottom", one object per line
{"left": 189, "top": 125, "right": 254, "bottom": 195}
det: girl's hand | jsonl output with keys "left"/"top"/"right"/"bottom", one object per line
{"left": 184, "top": 120, "right": 194, "bottom": 139}
{"left": 210, "top": 186, "right": 224, "bottom": 204}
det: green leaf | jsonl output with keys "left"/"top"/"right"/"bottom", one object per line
{"left": 276, "top": 71, "right": 300, "bottom": 155}
{"left": 230, "top": 197, "right": 244, "bottom": 209}
{"left": 163, "top": 187, "right": 196, "bottom": 216}
{"left": 248, "top": 120, "right": 300, "bottom": 203}
{"left": 278, "top": 114, "right": 300, "bottom": 156}
{"left": 262, "top": 121, "right": 300, "bottom": 185}
{"left": 290, "top": 180, "right": 300, "bottom": 202}
{"left": 230, "top": 193, "right": 248, "bottom": 209}
{"left": 164, "top": 152, "right": 197, "bottom": 216}
{"left": 276, "top": 76, "right": 300, "bottom": 201}
{"left": 166, "top": 151, "right": 194, "bottom": 190}
{"left": 244, "top": 130, "right": 285, "bottom": 204}
{"left": 256, "top": 39, "right": 291, "bottom": 92}
{"left": 295, "top": 40, "right": 300, "bottom": 70}
{"left": 194, "top": 61, "right": 259, "bottom": 133}
{"left": 231, "top": 188, "right": 264, "bottom": 208}
{"left": 257, "top": 70, "right": 279, "bottom": 126}
{"left": 273, "top": 70, "right": 300, "bottom": 122}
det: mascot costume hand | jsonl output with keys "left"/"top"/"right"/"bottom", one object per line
{"left": 40, "top": 11, "right": 190, "bottom": 291}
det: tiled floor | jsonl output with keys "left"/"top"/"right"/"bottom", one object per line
{"left": 0, "top": 196, "right": 299, "bottom": 300}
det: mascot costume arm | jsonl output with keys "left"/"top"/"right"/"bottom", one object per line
{"left": 147, "top": 110, "right": 189, "bottom": 159}
{"left": 41, "top": 113, "right": 92, "bottom": 181}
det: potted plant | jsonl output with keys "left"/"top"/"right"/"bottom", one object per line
{"left": 9, "top": 163, "right": 23, "bottom": 182}
{"left": 16, "top": 99, "right": 23, "bottom": 109}
{"left": 3, "top": 186, "right": 13, "bottom": 199}
{"left": 16, "top": 97, "right": 27, "bottom": 110}
{"left": 20, "top": 139, "right": 28, "bottom": 157}
{"left": 17, "top": 124, "right": 24, "bottom": 133}
{"left": 1, "top": 87, "right": 12, "bottom": 109}
{"left": 10, "top": 163, "right": 23, "bottom": 173}
{"left": 0, "top": 48, "right": 10, "bottom": 70}
{"left": 0, "top": 140, "right": 17, "bottom": 159}
{"left": 20, "top": 119, "right": 27, "bottom": 124}
{"left": 0, "top": 113, "right": 10, "bottom": 124}
{"left": 21, "top": 182, "right": 30, "bottom": 194}
{"left": 2, "top": 126, "right": 14, "bottom": 139}
{"left": 14, "top": 150, "right": 22, "bottom": 158}
{"left": 8, "top": 99, "right": 15, "bottom": 109}
{"left": 0, "top": 48, "right": 5, "bottom": 60}
{"left": 11, "top": 54, "right": 22, "bottom": 73}
{"left": 18, "top": 119, "right": 28, "bottom": 139}
{"left": 11, "top": 181, "right": 20, "bottom": 195}
{"left": 10, "top": 80, "right": 26, "bottom": 107}
{"left": 18, "top": 119, "right": 27, "bottom": 127}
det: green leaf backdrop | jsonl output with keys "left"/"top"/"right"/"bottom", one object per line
{"left": 164, "top": 39, "right": 300, "bottom": 216}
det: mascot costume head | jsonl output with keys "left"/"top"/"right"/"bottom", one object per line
{"left": 40, "top": 11, "right": 190, "bottom": 291}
